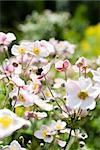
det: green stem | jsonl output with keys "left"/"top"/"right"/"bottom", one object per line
{"left": 64, "top": 70, "right": 67, "bottom": 81}
{"left": 44, "top": 76, "right": 54, "bottom": 98}
{"left": 79, "top": 67, "right": 81, "bottom": 77}
{"left": 41, "top": 89, "right": 46, "bottom": 100}
{"left": 63, "top": 128, "right": 72, "bottom": 150}
{"left": 3, "top": 46, "right": 10, "bottom": 58}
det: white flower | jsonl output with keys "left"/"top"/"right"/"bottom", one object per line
{"left": 66, "top": 77, "right": 96, "bottom": 110}
{"left": 33, "top": 96, "right": 53, "bottom": 111}
{"left": 56, "top": 41, "right": 76, "bottom": 55}
{"left": 91, "top": 67, "right": 100, "bottom": 84}
{"left": 40, "top": 89, "right": 59, "bottom": 102}
{"left": 28, "top": 77, "right": 41, "bottom": 94}
{"left": 30, "top": 62, "right": 52, "bottom": 80}
{"left": 56, "top": 139, "right": 66, "bottom": 148}
{"left": 96, "top": 55, "right": 100, "bottom": 65}
{"left": 34, "top": 125, "right": 54, "bottom": 143}
{"left": 33, "top": 112, "right": 47, "bottom": 119}
{"left": 91, "top": 68, "right": 100, "bottom": 97}
{"left": 25, "top": 111, "right": 47, "bottom": 120}
{"left": 38, "top": 62, "right": 52, "bottom": 79}
{"left": 10, "top": 87, "right": 35, "bottom": 107}
{"left": 2, "top": 140, "right": 26, "bottom": 150}
{"left": 11, "top": 76, "right": 25, "bottom": 87}
{"left": 28, "top": 40, "right": 54, "bottom": 57}
{"left": 50, "top": 120, "right": 66, "bottom": 131}
{"left": 11, "top": 44, "right": 28, "bottom": 56}
{"left": 0, "top": 109, "right": 30, "bottom": 139}
{"left": 61, "top": 128, "right": 85, "bottom": 139}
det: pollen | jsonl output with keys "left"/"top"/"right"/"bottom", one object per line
{"left": 42, "top": 130, "right": 48, "bottom": 138}
{"left": 45, "top": 91, "right": 51, "bottom": 97}
{"left": 0, "top": 115, "right": 13, "bottom": 128}
{"left": 33, "top": 47, "right": 40, "bottom": 55}
{"left": 78, "top": 91, "right": 88, "bottom": 100}
{"left": 19, "top": 95, "right": 25, "bottom": 102}
{"left": 33, "top": 83, "right": 38, "bottom": 91}
{"left": 55, "top": 124, "right": 62, "bottom": 130}
{"left": 11, "top": 147, "right": 16, "bottom": 150}
{"left": 18, "top": 47, "right": 26, "bottom": 54}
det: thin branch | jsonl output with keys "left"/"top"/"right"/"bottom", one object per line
{"left": 63, "top": 128, "right": 72, "bottom": 150}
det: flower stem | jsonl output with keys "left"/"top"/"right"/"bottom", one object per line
{"left": 64, "top": 70, "right": 67, "bottom": 81}
{"left": 44, "top": 76, "right": 54, "bottom": 97}
{"left": 79, "top": 67, "right": 81, "bottom": 77}
{"left": 63, "top": 128, "right": 72, "bottom": 150}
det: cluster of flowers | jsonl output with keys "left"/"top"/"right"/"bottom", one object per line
{"left": 0, "top": 32, "right": 100, "bottom": 149}
{"left": 18, "top": 10, "right": 70, "bottom": 40}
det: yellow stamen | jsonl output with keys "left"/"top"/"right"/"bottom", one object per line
{"left": 42, "top": 130, "right": 48, "bottom": 138}
{"left": 33, "top": 83, "right": 38, "bottom": 91}
{"left": 19, "top": 95, "right": 25, "bottom": 102}
{"left": 55, "top": 124, "right": 62, "bottom": 130}
{"left": 0, "top": 115, "right": 13, "bottom": 128}
{"left": 33, "top": 48, "right": 40, "bottom": 55}
{"left": 45, "top": 91, "right": 51, "bottom": 97}
{"left": 18, "top": 47, "right": 26, "bottom": 54}
{"left": 78, "top": 91, "right": 88, "bottom": 100}
{"left": 11, "top": 147, "right": 16, "bottom": 150}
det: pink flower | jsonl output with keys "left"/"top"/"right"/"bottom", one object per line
{"left": 0, "top": 58, "right": 21, "bottom": 79}
{"left": 75, "top": 57, "right": 88, "bottom": 72}
{"left": 55, "top": 41, "right": 76, "bottom": 55}
{"left": 25, "top": 111, "right": 47, "bottom": 120}
{"left": 55, "top": 59, "right": 70, "bottom": 72}
{"left": 0, "top": 32, "right": 16, "bottom": 45}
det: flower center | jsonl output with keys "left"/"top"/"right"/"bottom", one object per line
{"left": 11, "top": 147, "right": 16, "bottom": 150}
{"left": 18, "top": 47, "right": 26, "bottom": 54}
{"left": 33, "top": 83, "right": 38, "bottom": 91}
{"left": 0, "top": 115, "right": 13, "bottom": 128}
{"left": 33, "top": 48, "right": 40, "bottom": 55}
{"left": 42, "top": 129, "right": 49, "bottom": 138}
{"left": 45, "top": 91, "right": 51, "bottom": 97}
{"left": 55, "top": 124, "right": 62, "bottom": 130}
{"left": 78, "top": 91, "right": 88, "bottom": 100}
{"left": 19, "top": 95, "right": 25, "bottom": 102}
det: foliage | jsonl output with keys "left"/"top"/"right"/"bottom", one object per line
{"left": 18, "top": 10, "right": 70, "bottom": 40}
{"left": 80, "top": 23, "right": 100, "bottom": 57}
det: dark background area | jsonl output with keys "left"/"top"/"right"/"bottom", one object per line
{"left": 0, "top": 0, "right": 100, "bottom": 30}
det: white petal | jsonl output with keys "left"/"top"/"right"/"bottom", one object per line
{"left": 34, "top": 98, "right": 53, "bottom": 111}
{"left": 67, "top": 80, "right": 80, "bottom": 96}
{"left": 67, "top": 96, "right": 81, "bottom": 109}
{"left": 6, "top": 33, "right": 16, "bottom": 41}
{"left": 34, "top": 130, "right": 43, "bottom": 139}
{"left": 11, "top": 45, "right": 19, "bottom": 56}
{"left": 10, "top": 140, "right": 21, "bottom": 149}
{"left": 44, "top": 136, "right": 53, "bottom": 143}
{"left": 57, "top": 139, "right": 66, "bottom": 147}
{"left": 79, "top": 77, "right": 92, "bottom": 90}
{"left": 80, "top": 97, "right": 96, "bottom": 110}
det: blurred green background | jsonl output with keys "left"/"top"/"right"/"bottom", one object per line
{"left": 0, "top": 0, "right": 100, "bottom": 149}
